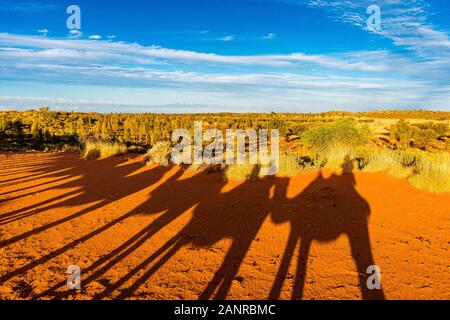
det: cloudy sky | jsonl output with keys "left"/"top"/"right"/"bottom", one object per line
{"left": 0, "top": 0, "right": 449, "bottom": 113}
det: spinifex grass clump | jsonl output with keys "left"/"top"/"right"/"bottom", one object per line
{"left": 83, "top": 140, "right": 127, "bottom": 159}
{"left": 145, "top": 141, "right": 172, "bottom": 167}
{"left": 360, "top": 148, "right": 450, "bottom": 193}
{"left": 276, "top": 152, "right": 303, "bottom": 177}
{"left": 225, "top": 163, "right": 259, "bottom": 181}
{"left": 409, "top": 152, "right": 450, "bottom": 193}
{"left": 362, "top": 149, "right": 416, "bottom": 179}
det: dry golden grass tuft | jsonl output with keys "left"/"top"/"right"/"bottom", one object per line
{"left": 409, "top": 152, "right": 450, "bottom": 193}
{"left": 83, "top": 140, "right": 127, "bottom": 159}
{"left": 145, "top": 141, "right": 172, "bottom": 167}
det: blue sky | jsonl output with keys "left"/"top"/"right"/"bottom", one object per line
{"left": 0, "top": 0, "right": 449, "bottom": 113}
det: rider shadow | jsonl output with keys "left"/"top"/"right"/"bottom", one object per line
{"left": 109, "top": 165, "right": 289, "bottom": 300}
{"left": 269, "top": 155, "right": 385, "bottom": 300}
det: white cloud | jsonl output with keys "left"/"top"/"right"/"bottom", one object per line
{"left": 107, "top": 35, "right": 116, "bottom": 39}
{"left": 276, "top": 0, "right": 450, "bottom": 63}
{"left": 0, "top": 1, "right": 59, "bottom": 12}
{"left": 221, "top": 35, "right": 235, "bottom": 42}
{"left": 263, "top": 32, "right": 277, "bottom": 39}
{"left": 0, "top": 33, "right": 417, "bottom": 72}
{"left": 37, "top": 29, "right": 49, "bottom": 35}
{"left": 89, "top": 35, "right": 102, "bottom": 40}
{"left": 68, "top": 29, "right": 82, "bottom": 38}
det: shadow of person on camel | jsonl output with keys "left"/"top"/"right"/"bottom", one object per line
{"left": 269, "top": 155, "right": 385, "bottom": 300}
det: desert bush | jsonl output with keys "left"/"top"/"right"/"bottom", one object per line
{"left": 301, "top": 119, "right": 370, "bottom": 172}
{"left": 409, "top": 152, "right": 450, "bottom": 193}
{"left": 390, "top": 120, "right": 414, "bottom": 149}
{"left": 286, "top": 123, "right": 310, "bottom": 139}
{"left": 145, "top": 141, "right": 172, "bottom": 167}
{"left": 412, "top": 122, "right": 449, "bottom": 137}
{"left": 83, "top": 140, "right": 127, "bottom": 159}
{"left": 391, "top": 120, "right": 448, "bottom": 150}
{"left": 302, "top": 118, "right": 369, "bottom": 154}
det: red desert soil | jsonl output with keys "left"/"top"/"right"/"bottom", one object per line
{"left": 0, "top": 152, "right": 448, "bottom": 300}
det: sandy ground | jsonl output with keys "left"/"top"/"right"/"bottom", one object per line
{"left": 0, "top": 152, "right": 448, "bottom": 300}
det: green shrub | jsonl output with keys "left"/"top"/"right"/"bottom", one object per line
{"left": 412, "top": 122, "right": 448, "bottom": 136}
{"left": 302, "top": 118, "right": 369, "bottom": 153}
{"left": 390, "top": 120, "right": 414, "bottom": 149}
{"left": 391, "top": 120, "right": 447, "bottom": 150}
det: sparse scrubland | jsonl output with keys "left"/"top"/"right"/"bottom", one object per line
{"left": 1, "top": 109, "right": 449, "bottom": 192}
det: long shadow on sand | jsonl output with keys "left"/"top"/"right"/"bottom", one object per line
{"left": 1, "top": 153, "right": 385, "bottom": 300}
{"left": 0, "top": 154, "right": 172, "bottom": 284}
{"left": 94, "top": 157, "right": 384, "bottom": 300}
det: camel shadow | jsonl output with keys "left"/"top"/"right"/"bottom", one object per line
{"left": 95, "top": 157, "right": 384, "bottom": 300}
{"left": 1, "top": 152, "right": 386, "bottom": 300}
{"left": 97, "top": 165, "right": 289, "bottom": 300}
{"left": 0, "top": 153, "right": 172, "bottom": 285}
{"left": 269, "top": 155, "right": 385, "bottom": 300}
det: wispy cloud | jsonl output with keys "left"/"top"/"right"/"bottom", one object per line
{"left": 0, "top": 1, "right": 59, "bottom": 12}
{"left": 0, "top": 33, "right": 418, "bottom": 72}
{"left": 68, "top": 30, "right": 82, "bottom": 38}
{"left": 37, "top": 29, "right": 49, "bottom": 36}
{"left": 261, "top": 32, "right": 277, "bottom": 40}
{"left": 220, "top": 35, "right": 235, "bottom": 42}
{"left": 270, "top": 0, "right": 450, "bottom": 61}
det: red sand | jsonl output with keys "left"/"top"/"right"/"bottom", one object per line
{"left": 0, "top": 152, "right": 448, "bottom": 300}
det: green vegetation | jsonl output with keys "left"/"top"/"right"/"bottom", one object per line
{"left": 390, "top": 120, "right": 449, "bottom": 150}
{"left": 1, "top": 109, "right": 449, "bottom": 192}
{"left": 301, "top": 118, "right": 370, "bottom": 153}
